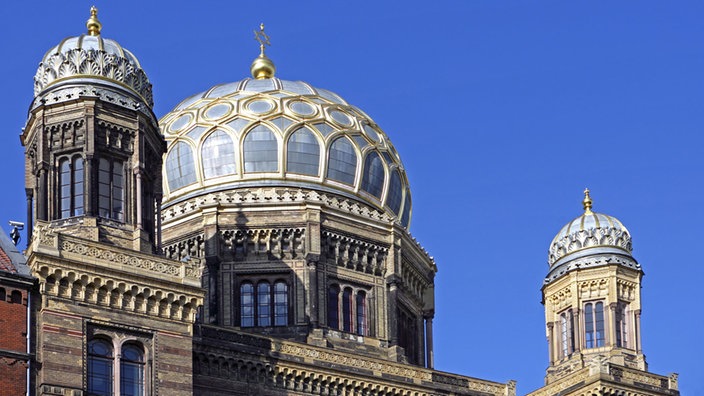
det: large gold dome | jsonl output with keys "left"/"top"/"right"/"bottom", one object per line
{"left": 160, "top": 77, "right": 412, "bottom": 228}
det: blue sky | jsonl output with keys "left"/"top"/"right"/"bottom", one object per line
{"left": 1, "top": 1, "right": 702, "bottom": 394}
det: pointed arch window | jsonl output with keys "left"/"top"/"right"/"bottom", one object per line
{"left": 584, "top": 301, "right": 605, "bottom": 348}
{"left": 59, "top": 156, "right": 84, "bottom": 218}
{"left": 244, "top": 125, "right": 278, "bottom": 172}
{"left": 327, "top": 137, "right": 357, "bottom": 185}
{"left": 202, "top": 129, "right": 236, "bottom": 179}
{"left": 166, "top": 141, "right": 197, "bottom": 190}
{"left": 386, "top": 170, "right": 403, "bottom": 215}
{"left": 361, "top": 152, "right": 385, "bottom": 198}
{"left": 286, "top": 127, "right": 320, "bottom": 176}
{"left": 328, "top": 284, "right": 340, "bottom": 330}
{"left": 98, "top": 158, "right": 124, "bottom": 221}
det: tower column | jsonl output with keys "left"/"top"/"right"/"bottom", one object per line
{"left": 37, "top": 167, "right": 47, "bottom": 221}
{"left": 25, "top": 188, "right": 33, "bottom": 244}
{"left": 135, "top": 169, "right": 142, "bottom": 229}
{"left": 547, "top": 322, "right": 555, "bottom": 365}
{"left": 424, "top": 312, "right": 434, "bottom": 369}
{"left": 635, "top": 309, "right": 642, "bottom": 352}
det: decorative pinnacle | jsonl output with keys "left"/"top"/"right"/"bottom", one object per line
{"left": 250, "top": 23, "right": 276, "bottom": 79}
{"left": 583, "top": 188, "right": 593, "bottom": 214}
{"left": 86, "top": 6, "right": 102, "bottom": 36}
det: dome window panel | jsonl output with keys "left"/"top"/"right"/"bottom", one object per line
{"left": 386, "top": 170, "right": 403, "bottom": 214}
{"left": 361, "top": 152, "right": 385, "bottom": 199}
{"left": 400, "top": 193, "right": 412, "bottom": 227}
{"left": 313, "top": 122, "right": 335, "bottom": 137}
{"left": 287, "top": 127, "right": 320, "bottom": 176}
{"left": 329, "top": 110, "right": 353, "bottom": 127}
{"left": 326, "top": 137, "right": 357, "bottom": 185}
{"left": 363, "top": 124, "right": 381, "bottom": 143}
{"left": 186, "top": 126, "right": 207, "bottom": 141}
{"left": 202, "top": 130, "right": 237, "bottom": 179}
{"left": 204, "top": 103, "right": 232, "bottom": 121}
{"left": 166, "top": 141, "right": 197, "bottom": 190}
{"left": 169, "top": 114, "right": 192, "bottom": 132}
{"left": 270, "top": 116, "right": 294, "bottom": 132}
{"left": 352, "top": 135, "right": 369, "bottom": 149}
{"left": 316, "top": 88, "right": 346, "bottom": 105}
{"left": 243, "top": 78, "right": 276, "bottom": 92}
{"left": 243, "top": 125, "right": 279, "bottom": 172}
{"left": 226, "top": 118, "right": 251, "bottom": 133}
{"left": 281, "top": 80, "right": 314, "bottom": 95}
{"left": 289, "top": 101, "right": 316, "bottom": 117}
{"left": 247, "top": 99, "right": 275, "bottom": 114}
{"left": 206, "top": 82, "right": 240, "bottom": 98}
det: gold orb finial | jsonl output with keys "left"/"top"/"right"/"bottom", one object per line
{"left": 250, "top": 23, "right": 275, "bottom": 79}
{"left": 86, "top": 6, "right": 102, "bottom": 36}
{"left": 583, "top": 188, "right": 593, "bottom": 214}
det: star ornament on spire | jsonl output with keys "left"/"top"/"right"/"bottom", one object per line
{"left": 254, "top": 23, "right": 271, "bottom": 56}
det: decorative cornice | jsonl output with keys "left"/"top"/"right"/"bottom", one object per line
{"left": 544, "top": 254, "right": 640, "bottom": 285}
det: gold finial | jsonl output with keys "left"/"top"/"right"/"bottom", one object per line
{"left": 86, "top": 6, "right": 102, "bottom": 36}
{"left": 250, "top": 23, "right": 276, "bottom": 79}
{"left": 583, "top": 188, "right": 593, "bottom": 214}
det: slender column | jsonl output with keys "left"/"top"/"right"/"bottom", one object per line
{"left": 307, "top": 258, "right": 319, "bottom": 327}
{"left": 37, "top": 168, "right": 47, "bottom": 220}
{"left": 135, "top": 170, "right": 142, "bottom": 228}
{"left": 25, "top": 189, "right": 33, "bottom": 245}
{"left": 84, "top": 155, "right": 94, "bottom": 216}
{"left": 155, "top": 193, "right": 163, "bottom": 252}
{"left": 424, "top": 313, "right": 434, "bottom": 369}
{"left": 572, "top": 308, "right": 581, "bottom": 352}
{"left": 547, "top": 322, "right": 555, "bottom": 365}
{"left": 634, "top": 309, "right": 642, "bottom": 352}
{"left": 608, "top": 303, "right": 617, "bottom": 347}
{"left": 387, "top": 277, "right": 400, "bottom": 345}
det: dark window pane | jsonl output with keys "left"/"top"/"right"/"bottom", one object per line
{"left": 244, "top": 125, "right": 278, "bottom": 173}
{"left": 327, "top": 137, "right": 357, "bottom": 185}
{"left": 287, "top": 127, "right": 320, "bottom": 176}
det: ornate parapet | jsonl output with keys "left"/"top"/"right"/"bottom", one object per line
{"left": 28, "top": 225, "right": 203, "bottom": 323}
{"left": 194, "top": 325, "right": 512, "bottom": 396}
{"left": 321, "top": 230, "right": 387, "bottom": 275}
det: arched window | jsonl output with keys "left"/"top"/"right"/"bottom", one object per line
{"left": 559, "top": 310, "right": 574, "bottom": 358}
{"left": 59, "top": 156, "right": 84, "bottom": 218}
{"left": 616, "top": 302, "right": 628, "bottom": 348}
{"left": 287, "top": 127, "right": 320, "bottom": 176}
{"left": 386, "top": 170, "right": 403, "bottom": 215}
{"left": 239, "top": 279, "right": 289, "bottom": 327}
{"left": 240, "top": 283, "right": 254, "bottom": 327}
{"left": 0, "top": 288, "right": 5, "bottom": 302}
{"left": 244, "top": 125, "right": 278, "bottom": 172}
{"left": 328, "top": 285, "right": 340, "bottom": 330}
{"left": 202, "top": 130, "right": 236, "bottom": 179}
{"left": 326, "top": 137, "right": 357, "bottom": 185}
{"left": 361, "top": 152, "right": 385, "bottom": 198}
{"left": 274, "top": 281, "right": 288, "bottom": 326}
{"left": 98, "top": 158, "right": 124, "bottom": 221}
{"left": 342, "top": 288, "right": 353, "bottom": 333}
{"left": 88, "top": 339, "right": 114, "bottom": 395}
{"left": 120, "top": 344, "right": 145, "bottom": 396}
{"left": 257, "top": 282, "right": 271, "bottom": 327}
{"left": 356, "top": 291, "right": 367, "bottom": 336}
{"left": 166, "top": 141, "right": 197, "bottom": 190}
{"left": 400, "top": 194, "right": 412, "bottom": 228}
{"left": 584, "top": 302, "right": 605, "bottom": 348}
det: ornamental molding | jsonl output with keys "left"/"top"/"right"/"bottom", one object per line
{"left": 222, "top": 227, "right": 306, "bottom": 261}
{"left": 195, "top": 326, "right": 511, "bottom": 396}
{"left": 544, "top": 254, "right": 639, "bottom": 285}
{"left": 321, "top": 230, "right": 386, "bottom": 276}
{"left": 579, "top": 278, "right": 609, "bottom": 299}
{"left": 547, "top": 286, "right": 572, "bottom": 311}
{"left": 549, "top": 227, "right": 632, "bottom": 266}
{"left": 34, "top": 48, "right": 153, "bottom": 107}
{"left": 617, "top": 279, "right": 637, "bottom": 301}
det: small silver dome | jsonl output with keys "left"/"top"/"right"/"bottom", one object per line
{"left": 548, "top": 190, "right": 633, "bottom": 269}
{"left": 160, "top": 77, "right": 412, "bottom": 228}
{"left": 33, "top": 8, "right": 153, "bottom": 107}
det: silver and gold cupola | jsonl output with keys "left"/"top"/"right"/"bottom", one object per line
{"left": 160, "top": 26, "right": 412, "bottom": 228}
{"left": 32, "top": 7, "right": 153, "bottom": 110}
{"left": 545, "top": 189, "right": 640, "bottom": 283}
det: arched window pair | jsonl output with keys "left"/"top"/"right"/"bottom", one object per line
{"left": 87, "top": 339, "right": 145, "bottom": 396}
{"left": 327, "top": 284, "right": 367, "bottom": 336}
{"left": 584, "top": 301, "right": 605, "bottom": 348}
{"left": 58, "top": 156, "right": 84, "bottom": 218}
{"left": 240, "top": 280, "right": 288, "bottom": 327}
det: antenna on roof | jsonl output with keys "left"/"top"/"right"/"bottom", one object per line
{"left": 9, "top": 221, "right": 24, "bottom": 246}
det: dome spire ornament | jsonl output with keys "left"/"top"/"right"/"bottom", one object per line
{"left": 250, "top": 23, "right": 276, "bottom": 79}
{"left": 86, "top": 6, "right": 102, "bottom": 36}
{"left": 583, "top": 188, "right": 593, "bottom": 214}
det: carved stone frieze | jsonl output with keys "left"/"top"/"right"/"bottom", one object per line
{"left": 34, "top": 48, "right": 153, "bottom": 107}
{"left": 549, "top": 226, "right": 632, "bottom": 266}
{"left": 321, "top": 231, "right": 386, "bottom": 275}
{"left": 221, "top": 228, "right": 305, "bottom": 261}
{"left": 579, "top": 278, "right": 608, "bottom": 299}
{"left": 617, "top": 279, "right": 637, "bottom": 301}
{"left": 45, "top": 119, "right": 85, "bottom": 150}
{"left": 163, "top": 233, "right": 205, "bottom": 262}
{"left": 96, "top": 120, "right": 135, "bottom": 153}
{"left": 547, "top": 286, "right": 572, "bottom": 311}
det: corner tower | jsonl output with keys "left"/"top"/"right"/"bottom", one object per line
{"left": 21, "top": 9, "right": 203, "bottom": 395}
{"left": 22, "top": 6, "right": 164, "bottom": 253}
{"left": 529, "top": 190, "right": 679, "bottom": 396}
